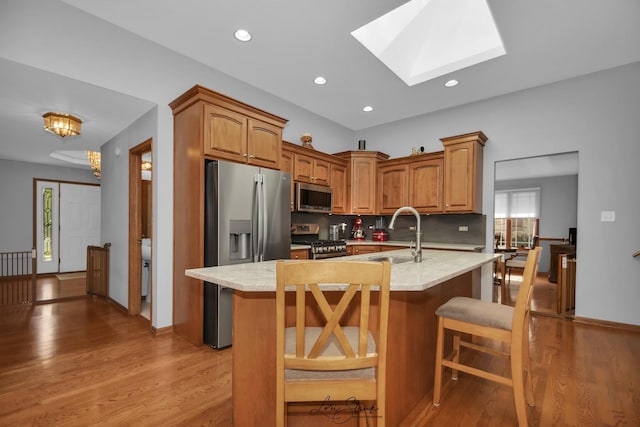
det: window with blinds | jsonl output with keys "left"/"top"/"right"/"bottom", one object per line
{"left": 494, "top": 188, "right": 540, "bottom": 248}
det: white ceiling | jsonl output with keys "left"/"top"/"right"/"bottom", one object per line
{"left": 1, "top": 0, "right": 639, "bottom": 170}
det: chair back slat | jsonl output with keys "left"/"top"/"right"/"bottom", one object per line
{"left": 512, "top": 247, "right": 542, "bottom": 334}
{"left": 276, "top": 260, "right": 391, "bottom": 370}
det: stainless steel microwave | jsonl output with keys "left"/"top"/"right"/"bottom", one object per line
{"left": 295, "top": 182, "right": 332, "bottom": 213}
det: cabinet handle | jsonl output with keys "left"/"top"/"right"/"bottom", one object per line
{"left": 243, "top": 153, "right": 248, "bottom": 157}
{"left": 249, "top": 154, "right": 255, "bottom": 158}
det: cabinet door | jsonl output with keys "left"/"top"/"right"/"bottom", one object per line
{"left": 351, "top": 157, "right": 377, "bottom": 214}
{"left": 290, "top": 249, "right": 309, "bottom": 260}
{"left": 350, "top": 245, "right": 380, "bottom": 255}
{"left": 293, "top": 154, "right": 330, "bottom": 186}
{"left": 293, "top": 154, "right": 313, "bottom": 183}
{"left": 281, "top": 148, "right": 295, "bottom": 211}
{"left": 378, "top": 164, "right": 409, "bottom": 214}
{"left": 410, "top": 158, "right": 443, "bottom": 213}
{"left": 444, "top": 141, "right": 480, "bottom": 212}
{"left": 247, "top": 118, "right": 281, "bottom": 169}
{"left": 313, "top": 159, "right": 331, "bottom": 186}
{"left": 204, "top": 104, "right": 247, "bottom": 162}
{"left": 330, "top": 163, "right": 348, "bottom": 214}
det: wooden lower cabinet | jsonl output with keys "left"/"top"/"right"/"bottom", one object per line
{"left": 347, "top": 245, "right": 381, "bottom": 256}
{"left": 290, "top": 249, "right": 309, "bottom": 260}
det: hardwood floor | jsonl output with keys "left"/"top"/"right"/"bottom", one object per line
{"left": 35, "top": 274, "right": 87, "bottom": 302}
{"left": 0, "top": 297, "right": 232, "bottom": 426}
{"left": 1, "top": 295, "right": 639, "bottom": 426}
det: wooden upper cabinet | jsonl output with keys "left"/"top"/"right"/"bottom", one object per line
{"left": 247, "top": 118, "right": 282, "bottom": 169}
{"left": 330, "top": 162, "right": 348, "bottom": 214}
{"left": 281, "top": 147, "right": 295, "bottom": 211}
{"left": 441, "top": 131, "right": 487, "bottom": 213}
{"left": 377, "top": 163, "right": 409, "bottom": 214}
{"left": 293, "top": 153, "right": 330, "bottom": 186}
{"left": 409, "top": 155, "right": 444, "bottom": 213}
{"left": 335, "top": 151, "right": 389, "bottom": 215}
{"left": 377, "top": 152, "right": 444, "bottom": 214}
{"left": 172, "top": 85, "right": 287, "bottom": 170}
{"left": 204, "top": 104, "right": 246, "bottom": 162}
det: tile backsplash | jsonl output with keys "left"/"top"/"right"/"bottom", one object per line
{"left": 291, "top": 212, "right": 485, "bottom": 246}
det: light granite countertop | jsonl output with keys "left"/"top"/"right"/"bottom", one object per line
{"left": 290, "top": 241, "right": 484, "bottom": 252}
{"left": 185, "top": 248, "right": 498, "bottom": 292}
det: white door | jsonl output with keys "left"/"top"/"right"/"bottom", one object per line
{"left": 35, "top": 181, "right": 60, "bottom": 274}
{"left": 59, "top": 183, "right": 101, "bottom": 272}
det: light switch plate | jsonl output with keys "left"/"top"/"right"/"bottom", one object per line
{"left": 600, "top": 211, "right": 616, "bottom": 222}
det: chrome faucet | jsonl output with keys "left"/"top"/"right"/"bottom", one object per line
{"left": 388, "top": 206, "right": 422, "bottom": 263}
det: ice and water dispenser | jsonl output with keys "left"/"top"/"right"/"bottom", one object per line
{"left": 229, "top": 219, "right": 251, "bottom": 262}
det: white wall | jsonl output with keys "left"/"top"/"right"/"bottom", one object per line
{"left": 100, "top": 108, "right": 157, "bottom": 309}
{"left": 0, "top": 159, "right": 97, "bottom": 252}
{"left": 357, "top": 62, "right": 640, "bottom": 326}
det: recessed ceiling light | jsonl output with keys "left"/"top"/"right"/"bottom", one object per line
{"left": 314, "top": 76, "right": 327, "bottom": 85}
{"left": 444, "top": 79, "right": 459, "bottom": 87}
{"left": 234, "top": 29, "right": 252, "bottom": 42}
{"left": 362, "top": 106, "right": 374, "bottom": 112}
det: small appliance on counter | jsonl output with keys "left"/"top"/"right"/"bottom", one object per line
{"left": 372, "top": 217, "right": 389, "bottom": 242}
{"left": 351, "top": 217, "right": 366, "bottom": 240}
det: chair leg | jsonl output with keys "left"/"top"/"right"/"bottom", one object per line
{"left": 276, "top": 400, "right": 285, "bottom": 427}
{"left": 451, "top": 334, "right": 460, "bottom": 381}
{"left": 433, "top": 316, "right": 445, "bottom": 406}
{"left": 511, "top": 351, "right": 529, "bottom": 427}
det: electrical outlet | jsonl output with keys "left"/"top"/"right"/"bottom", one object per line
{"left": 600, "top": 211, "right": 616, "bottom": 222}
{"left": 458, "top": 225, "right": 469, "bottom": 232}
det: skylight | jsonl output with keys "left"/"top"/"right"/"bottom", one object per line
{"left": 351, "top": 0, "right": 505, "bottom": 86}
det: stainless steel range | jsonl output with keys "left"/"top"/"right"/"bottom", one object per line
{"left": 291, "top": 223, "right": 348, "bottom": 259}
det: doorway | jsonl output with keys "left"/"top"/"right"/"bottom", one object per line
{"left": 494, "top": 152, "right": 578, "bottom": 318}
{"left": 34, "top": 179, "right": 101, "bottom": 274}
{"left": 128, "top": 139, "right": 153, "bottom": 323}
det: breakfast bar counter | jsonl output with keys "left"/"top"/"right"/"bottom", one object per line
{"left": 186, "top": 249, "right": 497, "bottom": 426}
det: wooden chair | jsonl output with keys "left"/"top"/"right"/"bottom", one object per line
{"left": 433, "top": 247, "right": 541, "bottom": 426}
{"left": 505, "top": 236, "right": 539, "bottom": 284}
{"left": 276, "top": 260, "right": 391, "bottom": 427}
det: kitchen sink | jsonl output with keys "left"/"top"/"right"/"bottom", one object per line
{"left": 368, "top": 255, "right": 415, "bottom": 264}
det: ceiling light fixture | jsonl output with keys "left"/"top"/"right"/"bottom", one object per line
{"left": 444, "top": 79, "right": 459, "bottom": 87}
{"left": 234, "top": 29, "right": 252, "bottom": 42}
{"left": 313, "top": 76, "right": 327, "bottom": 85}
{"left": 362, "top": 106, "right": 374, "bottom": 112}
{"left": 86, "top": 151, "right": 101, "bottom": 179}
{"left": 43, "top": 112, "right": 82, "bottom": 138}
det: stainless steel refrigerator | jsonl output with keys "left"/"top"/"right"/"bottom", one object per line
{"left": 204, "top": 160, "right": 291, "bottom": 348}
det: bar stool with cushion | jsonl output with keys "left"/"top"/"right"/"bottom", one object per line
{"left": 433, "top": 247, "right": 541, "bottom": 426}
{"left": 276, "top": 260, "right": 391, "bottom": 427}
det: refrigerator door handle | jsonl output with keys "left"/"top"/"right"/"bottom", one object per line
{"left": 255, "top": 173, "right": 265, "bottom": 262}
{"left": 253, "top": 174, "right": 261, "bottom": 262}
{"left": 260, "top": 174, "right": 268, "bottom": 261}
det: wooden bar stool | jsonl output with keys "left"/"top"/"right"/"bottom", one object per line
{"left": 433, "top": 247, "right": 541, "bottom": 426}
